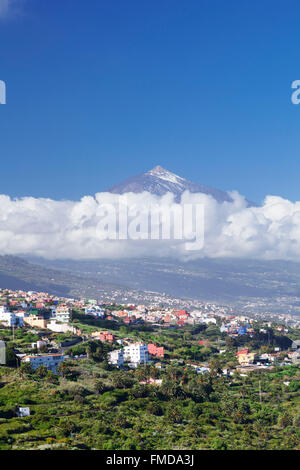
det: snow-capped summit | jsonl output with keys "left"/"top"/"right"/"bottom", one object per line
{"left": 106, "top": 165, "right": 236, "bottom": 203}
{"left": 146, "top": 165, "right": 187, "bottom": 186}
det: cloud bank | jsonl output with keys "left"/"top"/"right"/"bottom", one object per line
{"left": 1, "top": 190, "right": 300, "bottom": 262}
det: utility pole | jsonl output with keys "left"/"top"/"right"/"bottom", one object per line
{"left": 259, "top": 380, "right": 262, "bottom": 404}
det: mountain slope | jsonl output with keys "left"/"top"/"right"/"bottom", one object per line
{"left": 107, "top": 165, "right": 234, "bottom": 203}
{"left": 0, "top": 255, "right": 133, "bottom": 300}
{"left": 28, "top": 256, "right": 300, "bottom": 313}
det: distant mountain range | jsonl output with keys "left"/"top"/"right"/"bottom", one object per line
{"left": 107, "top": 165, "right": 256, "bottom": 205}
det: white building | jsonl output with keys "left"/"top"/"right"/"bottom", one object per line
{"left": 15, "top": 311, "right": 26, "bottom": 323}
{"left": 22, "top": 353, "right": 65, "bottom": 373}
{"left": 220, "top": 323, "right": 229, "bottom": 333}
{"left": 123, "top": 343, "right": 149, "bottom": 365}
{"left": 201, "top": 317, "right": 217, "bottom": 325}
{"left": 31, "top": 340, "right": 48, "bottom": 350}
{"left": 47, "top": 320, "right": 77, "bottom": 334}
{"left": 108, "top": 349, "right": 124, "bottom": 366}
{"left": 85, "top": 306, "right": 105, "bottom": 318}
{"left": 18, "top": 407, "right": 30, "bottom": 417}
{"left": 196, "top": 366, "right": 210, "bottom": 374}
{"left": 55, "top": 305, "right": 71, "bottom": 323}
{"left": 190, "top": 311, "right": 203, "bottom": 318}
{"left": 0, "top": 306, "right": 23, "bottom": 327}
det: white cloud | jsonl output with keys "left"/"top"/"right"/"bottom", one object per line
{"left": 0, "top": 190, "right": 300, "bottom": 261}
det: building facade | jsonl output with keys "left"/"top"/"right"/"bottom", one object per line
{"left": 22, "top": 354, "right": 65, "bottom": 373}
{"left": 123, "top": 343, "right": 149, "bottom": 365}
{"left": 0, "top": 306, "right": 23, "bottom": 327}
{"left": 108, "top": 349, "right": 124, "bottom": 366}
{"left": 24, "top": 315, "right": 47, "bottom": 329}
{"left": 148, "top": 343, "right": 164, "bottom": 358}
{"left": 55, "top": 305, "right": 71, "bottom": 323}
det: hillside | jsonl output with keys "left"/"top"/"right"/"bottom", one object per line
{"left": 0, "top": 256, "right": 130, "bottom": 300}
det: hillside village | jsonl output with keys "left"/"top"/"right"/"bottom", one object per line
{"left": 0, "top": 286, "right": 300, "bottom": 450}
{"left": 0, "top": 287, "right": 300, "bottom": 375}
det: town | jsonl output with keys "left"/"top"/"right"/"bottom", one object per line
{"left": 0, "top": 287, "right": 299, "bottom": 374}
{"left": 0, "top": 285, "right": 300, "bottom": 450}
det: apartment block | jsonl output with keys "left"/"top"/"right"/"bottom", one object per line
{"left": 55, "top": 305, "right": 71, "bottom": 323}
{"left": 108, "top": 349, "right": 124, "bottom": 366}
{"left": 124, "top": 343, "right": 149, "bottom": 365}
{"left": 22, "top": 354, "right": 65, "bottom": 373}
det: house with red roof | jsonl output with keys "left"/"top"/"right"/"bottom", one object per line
{"left": 91, "top": 331, "right": 115, "bottom": 343}
{"left": 148, "top": 343, "right": 164, "bottom": 358}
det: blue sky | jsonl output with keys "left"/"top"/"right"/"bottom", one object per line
{"left": 0, "top": 0, "right": 300, "bottom": 203}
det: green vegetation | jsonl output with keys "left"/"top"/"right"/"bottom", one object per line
{"left": 0, "top": 359, "right": 299, "bottom": 450}
{"left": 0, "top": 315, "right": 300, "bottom": 450}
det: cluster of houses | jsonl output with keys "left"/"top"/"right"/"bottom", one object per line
{"left": 106, "top": 305, "right": 220, "bottom": 328}
{"left": 0, "top": 336, "right": 67, "bottom": 373}
{"left": 235, "top": 342, "right": 300, "bottom": 371}
{"left": 0, "top": 306, "right": 25, "bottom": 327}
{"left": 0, "top": 288, "right": 287, "bottom": 342}
{"left": 104, "top": 306, "right": 257, "bottom": 336}
{"left": 220, "top": 322, "right": 254, "bottom": 336}
{"left": 0, "top": 304, "right": 78, "bottom": 335}
{"left": 0, "top": 287, "right": 81, "bottom": 335}
{"left": 85, "top": 305, "right": 106, "bottom": 318}
{"left": 1, "top": 287, "right": 300, "bottom": 377}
